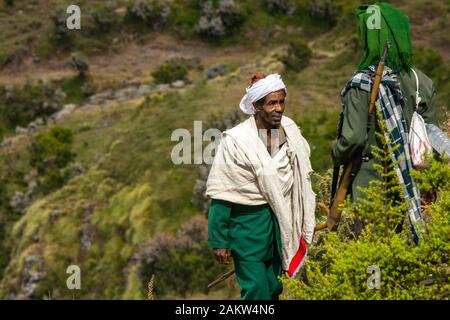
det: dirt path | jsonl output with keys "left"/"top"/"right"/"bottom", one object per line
{"left": 0, "top": 34, "right": 253, "bottom": 87}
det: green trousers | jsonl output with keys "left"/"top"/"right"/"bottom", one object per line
{"left": 233, "top": 252, "right": 283, "bottom": 300}
{"left": 208, "top": 199, "right": 283, "bottom": 300}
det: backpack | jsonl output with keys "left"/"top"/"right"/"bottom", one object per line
{"left": 408, "top": 68, "right": 432, "bottom": 168}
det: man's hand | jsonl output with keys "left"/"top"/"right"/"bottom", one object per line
{"left": 213, "top": 248, "right": 231, "bottom": 265}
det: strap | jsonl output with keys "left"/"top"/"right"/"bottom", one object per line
{"left": 411, "top": 68, "right": 421, "bottom": 111}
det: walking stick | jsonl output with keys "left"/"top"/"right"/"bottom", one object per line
{"left": 207, "top": 269, "right": 235, "bottom": 289}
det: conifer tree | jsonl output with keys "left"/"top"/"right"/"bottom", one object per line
{"left": 281, "top": 109, "right": 450, "bottom": 300}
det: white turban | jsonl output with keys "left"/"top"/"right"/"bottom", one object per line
{"left": 239, "top": 73, "right": 287, "bottom": 115}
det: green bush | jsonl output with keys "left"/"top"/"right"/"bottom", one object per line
{"left": 281, "top": 39, "right": 312, "bottom": 72}
{"left": 148, "top": 242, "right": 227, "bottom": 297}
{"left": 29, "top": 126, "right": 76, "bottom": 194}
{"left": 137, "top": 216, "right": 228, "bottom": 298}
{"left": 282, "top": 112, "right": 450, "bottom": 300}
{"left": 67, "top": 52, "right": 90, "bottom": 78}
{"left": 195, "top": 0, "right": 247, "bottom": 38}
{"left": 30, "top": 126, "right": 74, "bottom": 172}
{"left": 170, "top": 0, "right": 201, "bottom": 37}
{"left": 90, "top": 3, "right": 119, "bottom": 34}
{"left": 51, "top": 8, "right": 74, "bottom": 45}
{"left": 125, "top": 0, "right": 171, "bottom": 32}
{"left": 411, "top": 155, "right": 450, "bottom": 195}
{"left": 282, "top": 198, "right": 449, "bottom": 300}
{"left": 0, "top": 81, "right": 64, "bottom": 130}
{"left": 265, "top": 0, "right": 296, "bottom": 15}
{"left": 152, "top": 60, "right": 189, "bottom": 84}
{"left": 308, "top": 0, "right": 339, "bottom": 24}
{"left": 61, "top": 75, "right": 96, "bottom": 105}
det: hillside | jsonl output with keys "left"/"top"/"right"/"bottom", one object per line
{"left": 0, "top": 0, "right": 448, "bottom": 299}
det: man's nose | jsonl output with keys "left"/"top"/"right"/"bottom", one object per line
{"left": 275, "top": 102, "right": 283, "bottom": 112}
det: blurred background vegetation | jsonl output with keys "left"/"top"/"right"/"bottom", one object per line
{"left": 0, "top": 0, "right": 448, "bottom": 299}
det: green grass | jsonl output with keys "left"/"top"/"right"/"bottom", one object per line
{"left": 0, "top": 45, "right": 339, "bottom": 296}
{"left": 0, "top": 0, "right": 352, "bottom": 65}
{"left": 0, "top": 79, "right": 229, "bottom": 298}
{"left": 60, "top": 76, "right": 89, "bottom": 105}
{"left": 295, "top": 110, "right": 340, "bottom": 172}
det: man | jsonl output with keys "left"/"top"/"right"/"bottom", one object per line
{"left": 331, "top": 3, "right": 438, "bottom": 241}
{"left": 206, "top": 73, "right": 316, "bottom": 300}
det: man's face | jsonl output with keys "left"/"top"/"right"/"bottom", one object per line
{"left": 254, "top": 90, "right": 286, "bottom": 128}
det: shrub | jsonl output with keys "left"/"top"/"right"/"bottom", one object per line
{"left": 51, "top": 8, "right": 73, "bottom": 44}
{"left": 169, "top": 0, "right": 201, "bottom": 37}
{"left": 67, "top": 52, "right": 90, "bottom": 78}
{"left": 281, "top": 111, "right": 450, "bottom": 300}
{"left": 152, "top": 60, "right": 188, "bottom": 84}
{"left": 137, "top": 216, "right": 228, "bottom": 297}
{"left": 29, "top": 126, "right": 76, "bottom": 194}
{"left": 205, "top": 63, "right": 228, "bottom": 79}
{"left": 30, "top": 126, "right": 74, "bottom": 170}
{"left": 81, "top": 81, "right": 96, "bottom": 97}
{"left": 90, "top": 3, "right": 119, "bottom": 34}
{"left": 60, "top": 75, "right": 96, "bottom": 105}
{"left": 125, "top": 0, "right": 171, "bottom": 31}
{"left": 195, "top": 0, "right": 246, "bottom": 38}
{"left": 0, "top": 81, "right": 64, "bottom": 130}
{"left": 265, "top": 0, "right": 296, "bottom": 16}
{"left": 281, "top": 39, "right": 312, "bottom": 72}
{"left": 308, "top": 0, "right": 339, "bottom": 22}
{"left": 412, "top": 156, "right": 450, "bottom": 195}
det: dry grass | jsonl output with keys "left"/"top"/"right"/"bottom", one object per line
{"left": 147, "top": 274, "right": 155, "bottom": 300}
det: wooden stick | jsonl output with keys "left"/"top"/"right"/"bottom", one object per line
{"left": 207, "top": 269, "right": 235, "bottom": 289}
{"left": 314, "top": 202, "right": 330, "bottom": 232}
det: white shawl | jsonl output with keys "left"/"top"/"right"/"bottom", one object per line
{"left": 205, "top": 115, "right": 316, "bottom": 271}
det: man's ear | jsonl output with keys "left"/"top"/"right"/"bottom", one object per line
{"left": 252, "top": 103, "right": 260, "bottom": 113}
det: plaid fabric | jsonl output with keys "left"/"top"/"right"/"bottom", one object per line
{"left": 341, "top": 66, "right": 423, "bottom": 243}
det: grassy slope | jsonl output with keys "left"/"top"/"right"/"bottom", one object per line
{"left": 0, "top": 44, "right": 341, "bottom": 298}
{"left": 0, "top": 0, "right": 448, "bottom": 299}
{"left": 0, "top": 0, "right": 131, "bottom": 60}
